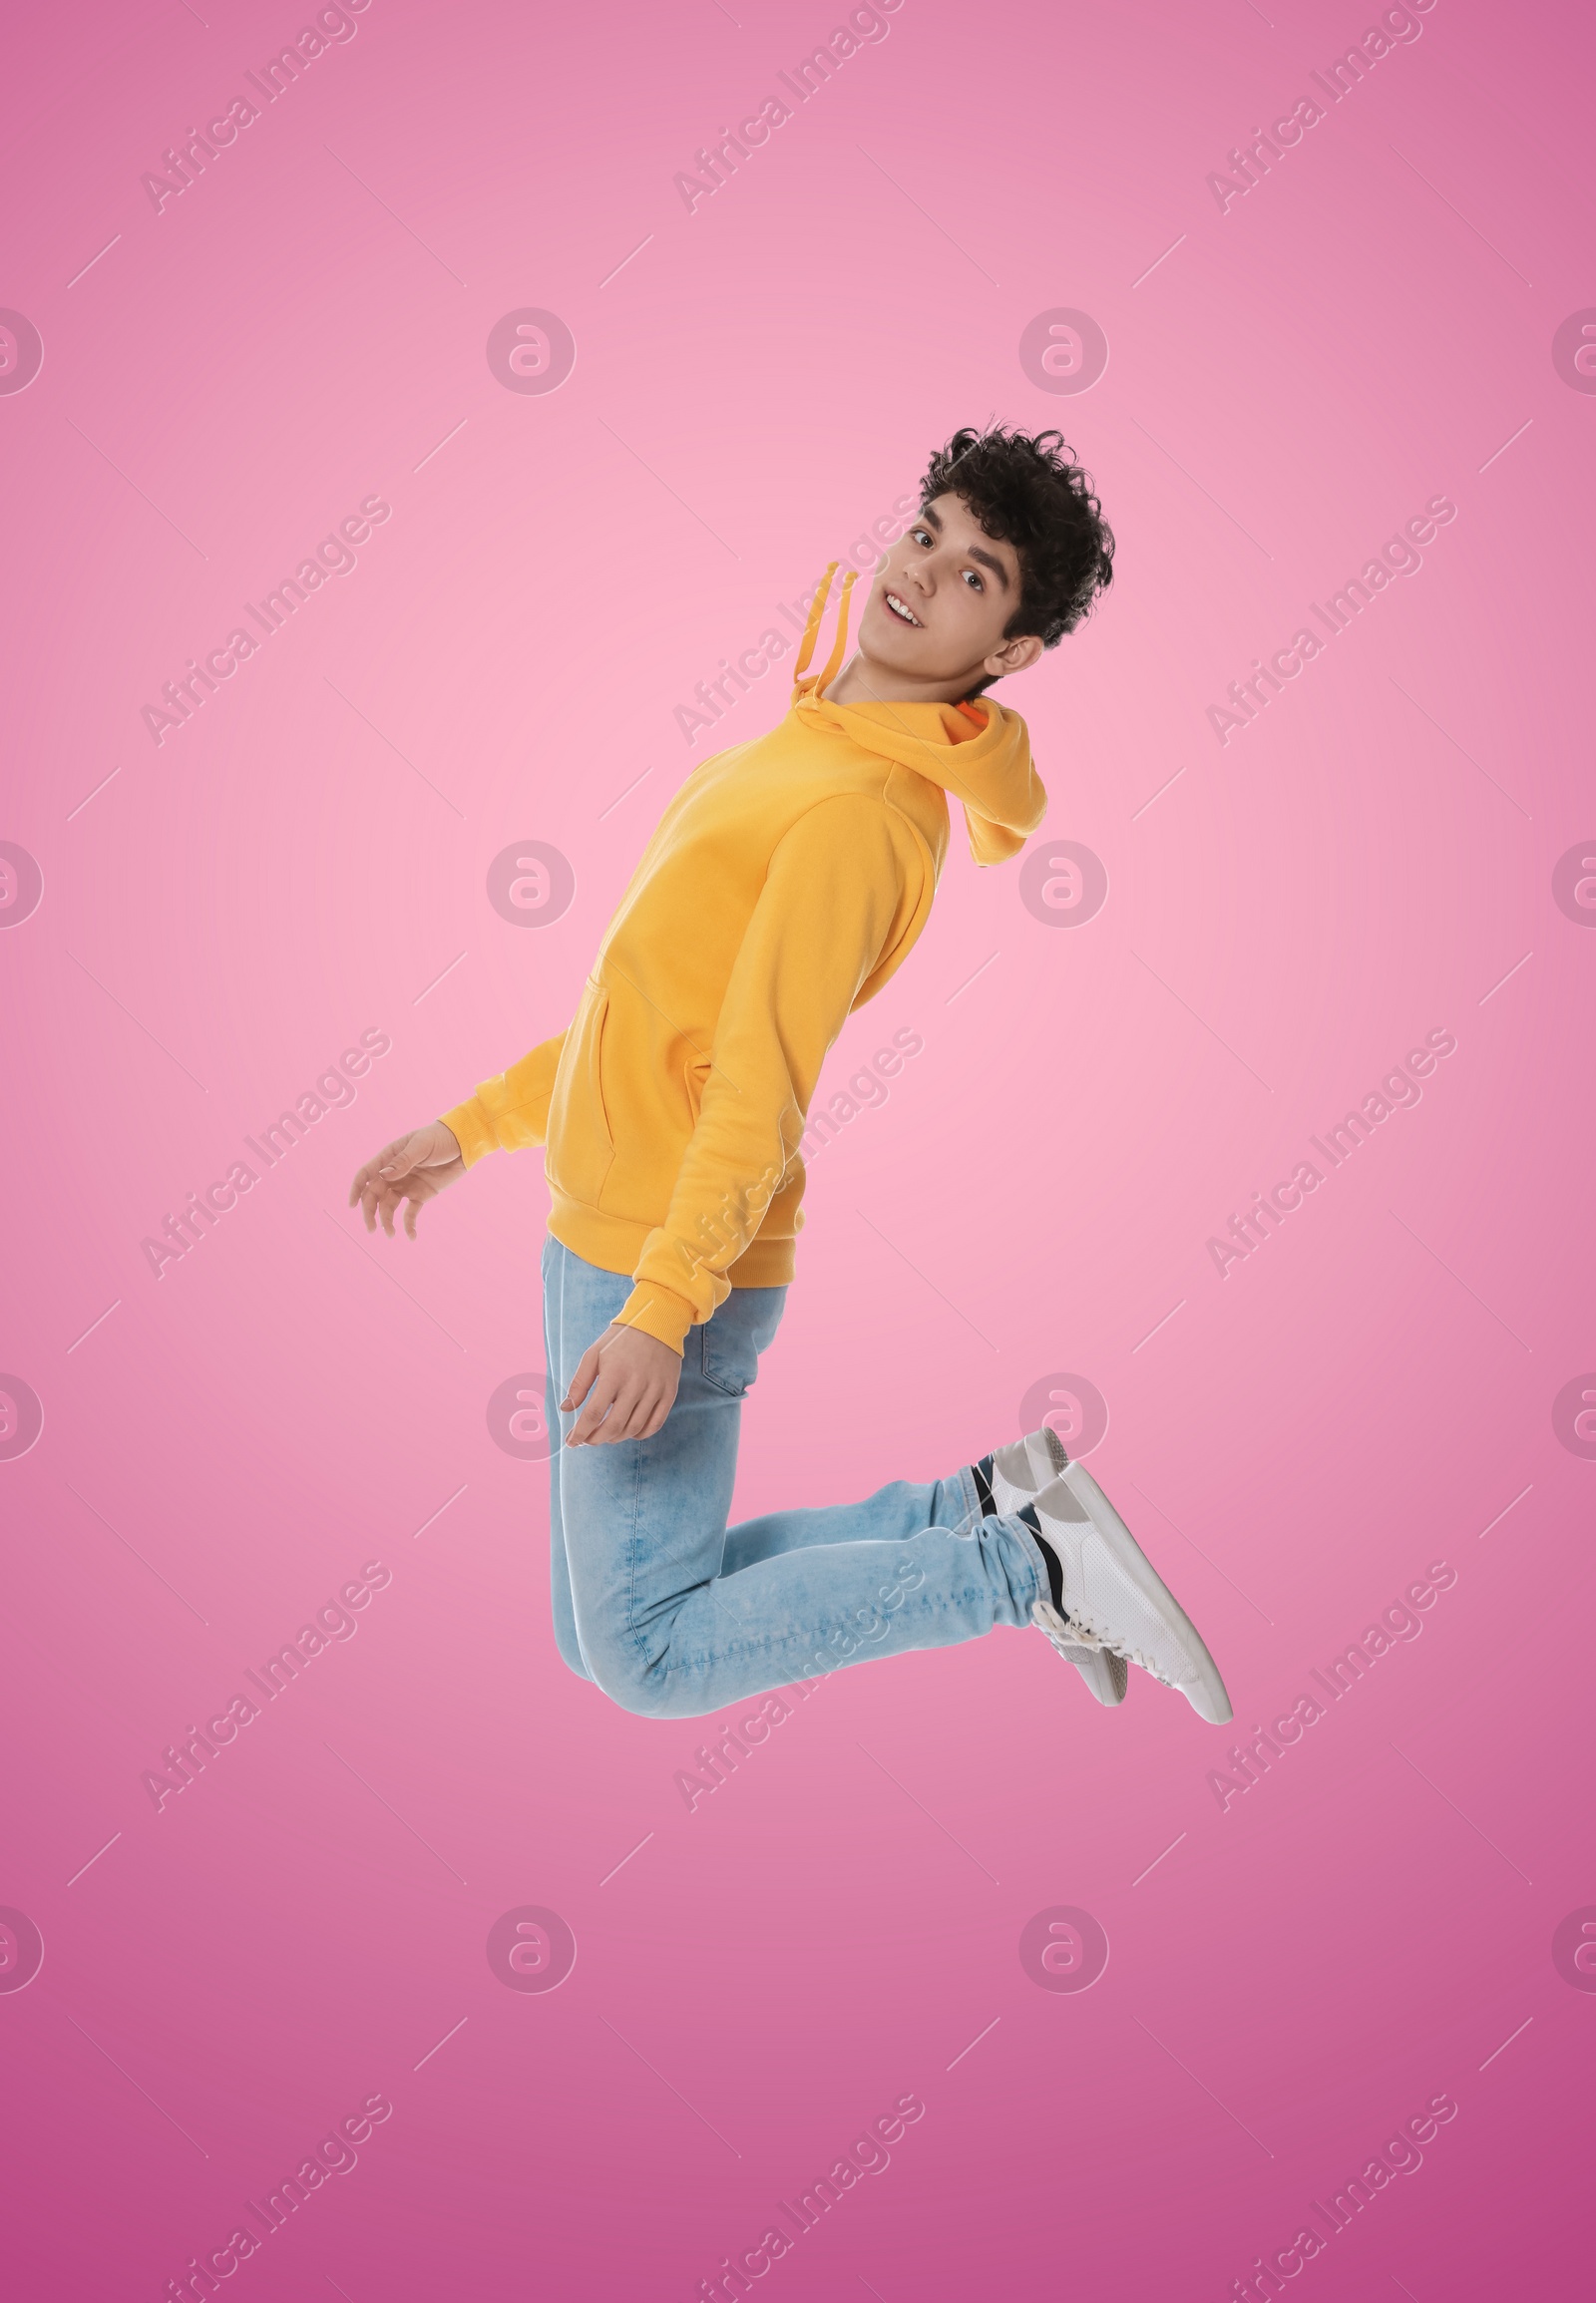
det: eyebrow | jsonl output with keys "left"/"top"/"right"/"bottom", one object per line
{"left": 966, "top": 543, "right": 1010, "bottom": 590}
{"left": 915, "top": 503, "right": 1011, "bottom": 590}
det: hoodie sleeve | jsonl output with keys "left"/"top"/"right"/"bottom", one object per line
{"left": 441, "top": 1030, "right": 568, "bottom": 1167}
{"left": 616, "top": 795, "right": 921, "bottom": 1354}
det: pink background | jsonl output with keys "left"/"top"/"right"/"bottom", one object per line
{"left": 2, "top": 0, "right": 1592, "bottom": 2295}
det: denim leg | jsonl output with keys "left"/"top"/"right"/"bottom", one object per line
{"left": 547, "top": 1240, "right": 1047, "bottom": 1723}
{"left": 721, "top": 1465, "right": 986, "bottom": 1575}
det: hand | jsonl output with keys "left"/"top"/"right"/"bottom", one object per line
{"left": 562, "top": 1322, "right": 681, "bottom": 1444}
{"left": 348, "top": 1121, "right": 465, "bottom": 1238}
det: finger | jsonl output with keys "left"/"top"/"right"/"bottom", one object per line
{"left": 594, "top": 1396, "right": 635, "bottom": 1442}
{"left": 402, "top": 1190, "right": 422, "bottom": 1240}
{"left": 571, "top": 1366, "right": 627, "bottom": 1446}
{"left": 599, "top": 1380, "right": 654, "bottom": 1443}
{"left": 560, "top": 1345, "right": 600, "bottom": 1414}
{"left": 386, "top": 1177, "right": 426, "bottom": 1235}
{"left": 349, "top": 1159, "right": 386, "bottom": 1209}
{"left": 360, "top": 1154, "right": 403, "bottom": 1230}
{"left": 355, "top": 1141, "right": 401, "bottom": 1193}
{"left": 574, "top": 1389, "right": 624, "bottom": 1445}
{"left": 567, "top": 1343, "right": 601, "bottom": 1407}
{"left": 623, "top": 1384, "right": 665, "bottom": 1441}
{"left": 565, "top": 1364, "right": 606, "bottom": 1441}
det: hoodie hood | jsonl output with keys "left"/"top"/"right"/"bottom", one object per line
{"left": 789, "top": 562, "right": 1047, "bottom": 866}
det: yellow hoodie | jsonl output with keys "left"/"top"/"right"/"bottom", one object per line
{"left": 443, "top": 568, "right": 1046, "bottom": 1354}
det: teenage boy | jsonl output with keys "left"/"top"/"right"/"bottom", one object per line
{"left": 350, "top": 427, "right": 1233, "bottom": 1728}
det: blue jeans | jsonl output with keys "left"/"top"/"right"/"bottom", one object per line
{"left": 541, "top": 1236, "right": 1047, "bottom": 1720}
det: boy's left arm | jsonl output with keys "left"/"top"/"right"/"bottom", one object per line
{"left": 617, "top": 794, "right": 922, "bottom": 1356}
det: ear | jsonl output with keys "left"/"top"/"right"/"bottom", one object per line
{"left": 981, "top": 632, "right": 1045, "bottom": 681}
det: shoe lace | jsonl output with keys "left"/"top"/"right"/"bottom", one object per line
{"left": 1032, "top": 1601, "right": 1178, "bottom": 1689}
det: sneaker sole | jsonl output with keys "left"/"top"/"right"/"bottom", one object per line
{"left": 1032, "top": 1601, "right": 1130, "bottom": 1706}
{"left": 1070, "top": 1640, "right": 1129, "bottom": 1707}
{"left": 1056, "top": 1462, "right": 1233, "bottom": 1726}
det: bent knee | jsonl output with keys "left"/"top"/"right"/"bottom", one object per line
{"left": 583, "top": 1642, "right": 725, "bottom": 1722}
{"left": 582, "top": 1637, "right": 672, "bottom": 1720}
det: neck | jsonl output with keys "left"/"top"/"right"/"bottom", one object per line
{"left": 823, "top": 650, "right": 987, "bottom": 709}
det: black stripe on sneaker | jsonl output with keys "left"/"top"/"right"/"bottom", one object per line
{"left": 1016, "top": 1501, "right": 1065, "bottom": 1615}
{"left": 972, "top": 1455, "right": 997, "bottom": 1517}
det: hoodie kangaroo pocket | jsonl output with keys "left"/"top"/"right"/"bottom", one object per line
{"left": 683, "top": 1053, "right": 711, "bottom": 1124}
{"left": 546, "top": 978, "right": 615, "bottom": 1207}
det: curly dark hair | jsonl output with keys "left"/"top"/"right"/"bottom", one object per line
{"left": 919, "top": 424, "right": 1115, "bottom": 692}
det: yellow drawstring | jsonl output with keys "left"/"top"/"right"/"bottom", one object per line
{"left": 815, "top": 570, "right": 856, "bottom": 695}
{"left": 791, "top": 563, "right": 836, "bottom": 686}
{"left": 791, "top": 561, "right": 857, "bottom": 698}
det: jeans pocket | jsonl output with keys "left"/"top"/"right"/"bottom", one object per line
{"left": 700, "top": 1323, "right": 755, "bottom": 1397}
{"left": 699, "top": 1286, "right": 786, "bottom": 1396}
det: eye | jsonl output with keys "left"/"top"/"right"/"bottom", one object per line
{"left": 910, "top": 527, "right": 933, "bottom": 548}
{"left": 962, "top": 568, "right": 984, "bottom": 591}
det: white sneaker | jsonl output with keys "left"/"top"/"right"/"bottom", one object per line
{"left": 985, "top": 1429, "right": 1127, "bottom": 1708}
{"left": 1025, "top": 1462, "right": 1233, "bottom": 1725}
{"left": 988, "top": 1423, "right": 1069, "bottom": 1515}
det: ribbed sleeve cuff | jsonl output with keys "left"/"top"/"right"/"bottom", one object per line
{"left": 615, "top": 1281, "right": 696, "bottom": 1357}
{"left": 439, "top": 1095, "right": 499, "bottom": 1170}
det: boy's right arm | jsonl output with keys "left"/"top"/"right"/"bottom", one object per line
{"left": 348, "top": 1027, "right": 568, "bottom": 1237}
{"left": 439, "top": 1028, "right": 569, "bottom": 1165}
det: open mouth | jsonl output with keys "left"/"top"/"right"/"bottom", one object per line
{"left": 883, "top": 589, "right": 923, "bottom": 628}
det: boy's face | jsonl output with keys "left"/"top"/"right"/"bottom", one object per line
{"left": 855, "top": 492, "right": 1044, "bottom": 691}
